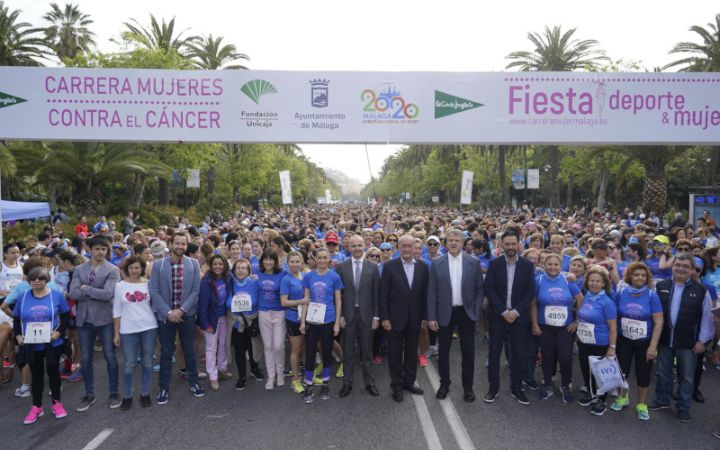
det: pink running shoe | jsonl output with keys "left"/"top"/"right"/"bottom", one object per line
{"left": 23, "top": 406, "right": 44, "bottom": 425}
{"left": 51, "top": 400, "right": 68, "bottom": 419}
{"left": 418, "top": 354, "right": 428, "bottom": 367}
{"left": 374, "top": 356, "right": 382, "bottom": 365}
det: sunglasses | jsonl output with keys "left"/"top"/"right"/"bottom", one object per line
{"left": 382, "top": 249, "right": 392, "bottom": 252}
{"left": 676, "top": 247, "right": 690, "bottom": 251}
{"left": 368, "top": 254, "right": 380, "bottom": 259}
{"left": 326, "top": 242, "right": 338, "bottom": 246}
{"left": 607, "top": 246, "right": 616, "bottom": 250}
{"left": 427, "top": 242, "right": 439, "bottom": 247}
{"left": 387, "top": 239, "right": 398, "bottom": 243}
{"left": 29, "top": 276, "right": 48, "bottom": 282}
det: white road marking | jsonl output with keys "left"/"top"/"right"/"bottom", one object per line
{"left": 412, "top": 392, "right": 444, "bottom": 450}
{"left": 82, "top": 429, "right": 114, "bottom": 450}
{"left": 424, "top": 363, "right": 477, "bottom": 450}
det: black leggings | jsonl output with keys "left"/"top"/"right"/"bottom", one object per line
{"left": 538, "top": 325, "right": 574, "bottom": 388}
{"left": 30, "top": 349, "right": 61, "bottom": 407}
{"left": 616, "top": 336, "right": 653, "bottom": 388}
{"left": 304, "top": 323, "right": 334, "bottom": 385}
{"left": 231, "top": 327, "right": 259, "bottom": 379}
{"left": 578, "top": 342, "right": 609, "bottom": 400}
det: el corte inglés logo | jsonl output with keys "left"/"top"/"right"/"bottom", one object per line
{"left": 0, "top": 91, "right": 27, "bottom": 109}
{"left": 435, "top": 91, "right": 483, "bottom": 118}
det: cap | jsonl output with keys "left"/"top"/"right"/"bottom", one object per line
{"left": 251, "top": 226, "right": 262, "bottom": 233}
{"left": 325, "top": 232, "right": 339, "bottom": 244}
{"left": 609, "top": 230, "right": 622, "bottom": 239}
{"left": 639, "top": 214, "right": 646, "bottom": 220}
{"left": 427, "top": 236, "right": 440, "bottom": 244}
{"left": 149, "top": 240, "right": 168, "bottom": 257}
{"left": 591, "top": 240, "right": 608, "bottom": 250}
{"left": 653, "top": 235, "right": 670, "bottom": 245}
{"left": 628, "top": 236, "right": 641, "bottom": 245}
{"left": 40, "top": 248, "right": 55, "bottom": 258}
{"left": 694, "top": 256, "right": 705, "bottom": 270}
{"left": 379, "top": 243, "right": 393, "bottom": 251}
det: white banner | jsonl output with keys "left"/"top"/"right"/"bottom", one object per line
{"left": 527, "top": 169, "right": 540, "bottom": 189}
{"left": 279, "top": 170, "right": 292, "bottom": 204}
{"left": 460, "top": 170, "right": 474, "bottom": 205}
{"left": 187, "top": 168, "right": 200, "bottom": 188}
{"left": 0, "top": 67, "right": 718, "bottom": 144}
{"left": 325, "top": 189, "right": 332, "bottom": 204}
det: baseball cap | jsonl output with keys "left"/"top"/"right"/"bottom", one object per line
{"left": 325, "top": 232, "right": 339, "bottom": 244}
{"left": 149, "top": 240, "right": 168, "bottom": 257}
{"left": 379, "top": 243, "right": 393, "bottom": 251}
{"left": 609, "top": 230, "right": 622, "bottom": 240}
{"left": 653, "top": 235, "right": 670, "bottom": 245}
{"left": 427, "top": 236, "right": 440, "bottom": 244}
{"left": 694, "top": 257, "right": 704, "bottom": 271}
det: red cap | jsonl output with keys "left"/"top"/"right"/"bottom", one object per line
{"left": 325, "top": 232, "right": 339, "bottom": 244}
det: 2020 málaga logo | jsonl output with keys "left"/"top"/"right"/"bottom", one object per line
{"left": 361, "top": 87, "right": 419, "bottom": 125}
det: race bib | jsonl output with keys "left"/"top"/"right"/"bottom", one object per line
{"left": 231, "top": 293, "right": 252, "bottom": 313}
{"left": 577, "top": 321, "right": 596, "bottom": 345}
{"left": 544, "top": 305, "right": 568, "bottom": 327}
{"left": 621, "top": 317, "right": 647, "bottom": 341}
{"left": 25, "top": 322, "right": 52, "bottom": 344}
{"left": 305, "top": 302, "right": 327, "bottom": 324}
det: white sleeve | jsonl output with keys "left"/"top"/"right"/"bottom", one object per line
{"left": 112, "top": 282, "right": 123, "bottom": 319}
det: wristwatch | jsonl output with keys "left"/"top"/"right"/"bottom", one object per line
{"left": 609, "top": 344, "right": 616, "bottom": 349}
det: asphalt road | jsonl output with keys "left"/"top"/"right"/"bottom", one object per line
{"left": 2, "top": 336, "right": 720, "bottom": 450}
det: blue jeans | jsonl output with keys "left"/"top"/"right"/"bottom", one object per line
{"left": 655, "top": 345, "right": 697, "bottom": 411}
{"left": 158, "top": 316, "right": 198, "bottom": 390}
{"left": 121, "top": 328, "right": 157, "bottom": 398}
{"left": 78, "top": 322, "right": 119, "bottom": 397}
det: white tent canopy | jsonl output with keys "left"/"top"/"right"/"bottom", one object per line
{"left": 1, "top": 200, "right": 51, "bottom": 222}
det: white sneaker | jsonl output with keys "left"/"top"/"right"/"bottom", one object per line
{"left": 15, "top": 385, "right": 31, "bottom": 398}
{"left": 425, "top": 345, "right": 439, "bottom": 357}
{"left": 198, "top": 371, "right": 208, "bottom": 379}
{"left": 265, "top": 379, "right": 274, "bottom": 391}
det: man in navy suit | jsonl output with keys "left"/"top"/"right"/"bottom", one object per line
{"left": 427, "top": 229, "right": 484, "bottom": 402}
{"left": 483, "top": 227, "right": 536, "bottom": 405}
{"left": 379, "top": 234, "right": 429, "bottom": 403}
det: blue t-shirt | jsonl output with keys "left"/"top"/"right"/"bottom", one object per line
{"left": 257, "top": 271, "right": 286, "bottom": 311}
{"left": 702, "top": 268, "right": 720, "bottom": 295}
{"left": 280, "top": 273, "right": 305, "bottom": 323}
{"left": 250, "top": 255, "right": 260, "bottom": 275}
{"left": 577, "top": 291, "right": 617, "bottom": 346}
{"left": 14, "top": 289, "right": 69, "bottom": 350}
{"left": 215, "top": 279, "right": 228, "bottom": 316}
{"left": 561, "top": 255, "right": 572, "bottom": 272}
{"left": 646, "top": 256, "right": 671, "bottom": 282}
{"left": 535, "top": 273, "right": 581, "bottom": 327}
{"left": 227, "top": 276, "right": 259, "bottom": 330}
{"left": 614, "top": 286, "right": 662, "bottom": 341}
{"left": 5, "top": 280, "right": 63, "bottom": 306}
{"left": 302, "top": 270, "right": 344, "bottom": 324}
{"left": 702, "top": 281, "right": 718, "bottom": 302}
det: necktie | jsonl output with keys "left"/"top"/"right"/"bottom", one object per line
{"left": 354, "top": 260, "right": 362, "bottom": 305}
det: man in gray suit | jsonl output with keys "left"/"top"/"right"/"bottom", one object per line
{"left": 338, "top": 235, "right": 381, "bottom": 397}
{"left": 427, "top": 229, "right": 484, "bottom": 402}
{"left": 149, "top": 232, "right": 203, "bottom": 404}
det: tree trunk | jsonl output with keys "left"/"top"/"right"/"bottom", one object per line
{"left": 134, "top": 175, "right": 146, "bottom": 208}
{"left": 706, "top": 146, "right": 720, "bottom": 187}
{"left": 565, "top": 149, "right": 575, "bottom": 208}
{"left": 498, "top": 145, "right": 507, "bottom": 205}
{"left": 158, "top": 178, "right": 169, "bottom": 206}
{"left": 596, "top": 170, "right": 608, "bottom": 211}
{"left": 642, "top": 163, "right": 667, "bottom": 216}
{"left": 549, "top": 145, "right": 560, "bottom": 207}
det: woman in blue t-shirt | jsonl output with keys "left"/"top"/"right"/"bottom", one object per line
{"left": 531, "top": 254, "right": 583, "bottom": 403}
{"left": 14, "top": 267, "right": 70, "bottom": 425}
{"left": 280, "top": 251, "right": 309, "bottom": 394}
{"left": 227, "top": 258, "right": 262, "bottom": 390}
{"left": 257, "top": 249, "right": 287, "bottom": 391}
{"left": 300, "top": 248, "right": 343, "bottom": 404}
{"left": 576, "top": 265, "right": 617, "bottom": 416}
{"left": 610, "top": 262, "right": 663, "bottom": 420}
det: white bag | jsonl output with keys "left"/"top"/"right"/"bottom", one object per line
{"left": 588, "top": 355, "right": 627, "bottom": 395}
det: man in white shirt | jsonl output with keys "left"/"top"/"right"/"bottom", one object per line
{"left": 427, "top": 229, "right": 484, "bottom": 402}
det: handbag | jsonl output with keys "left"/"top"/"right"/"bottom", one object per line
{"left": 241, "top": 314, "right": 260, "bottom": 338}
{"left": 588, "top": 355, "right": 627, "bottom": 395}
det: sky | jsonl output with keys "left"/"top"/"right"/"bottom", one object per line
{"left": 12, "top": 0, "right": 719, "bottom": 183}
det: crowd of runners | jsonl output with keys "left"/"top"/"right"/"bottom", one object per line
{"left": 1, "top": 205, "right": 719, "bottom": 439}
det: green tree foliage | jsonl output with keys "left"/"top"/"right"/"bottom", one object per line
{"left": 0, "top": 1, "right": 49, "bottom": 66}
{"left": 43, "top": 2, "right": 96, "bottom": 61}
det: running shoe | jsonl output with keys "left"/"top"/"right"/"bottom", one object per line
{"left": 561, "top": 386, "right": 573, "bottom": 404}
{"left": 291, "top": 379, "right": 304, "bottom": 394}
{"left": 374, "top": 356, "right": 382, "bottom": 365}
{"left": 250, "top": 367, "right": 264, "bottom": 381}
{"left": 190, "top": 383, "right": 205, "bottom": 398}
{"left": 523, "top": 379, "right": 540, "bottom": 391}
{"left": 156, "top": 389, "right": 169, "bottom": 405}
{"left": 66, "top": 371, "right": 83, "bottom": 383}
{"left": 304, "top": 386, "right": 314, "bottom": 404}
{"left": 578, "top": 392, "right": 595, "bottom": 407}
{"left": 636, "top": 403, "right": 649, "bottom": 421}
{"left": 538, "top": 387, "right": 553, "bottom": 400}
{"left": 108, "top": 393, "right": 122, "bottom": 409}
{"left": 320, "top": 384, "right": 330, "bottom": 400}
{"left": 418, "top": 355, "right": 428, "bottom": 367}
{"left": 610, "top": 394, "right": 629, "bottom": 411}
{"left": 335, "top": 363, "right": 344, "bottom": 378}
{"left": 76, "top": 396, "right": 96, "bottom": 412}
{"left": 23, "top": 406, "right": 44, "bottom": 425}
{"left": 14, "top": 384, "right": 31, "bottom": 398}
{"left": 51, "top": 400, "right": 68, "bottom": 419}
{"left": 140, "top": 395, "right": 151, "bottom": 408}
{"left": 235, "top": 378, "right": 246, "bottom": 391}
{"left": 591, "top": 401, "right": 607, "bottom": 416}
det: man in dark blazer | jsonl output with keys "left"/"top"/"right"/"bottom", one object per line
{"left": 483, "top": 227, "right": 536, "bottom": 405}
{"left": 338, "top": 235, "right": 381, "bottom": 398}
{"left": 427, "top": 229, "right": 484, "bottom": 402}
{"left": 379, "top": 234, "right": 429, "bottom": 402}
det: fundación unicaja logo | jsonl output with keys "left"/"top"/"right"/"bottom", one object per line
{"left": 241, "top": 80, "right": 278, "bottom": 105}
{"left": 0, "top": 91, "right": 27, "bottom": 109}
{"left": 434, "top": 91, "right": 483, "bottom": 118}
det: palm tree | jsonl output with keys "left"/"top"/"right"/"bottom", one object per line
{"left": 43, "top": 2, "right": 96, "bottom": 61}
{"left": 187, "top": 34, "right": 249, "bottom": 70}
{"left": 665, "top": 14, "right": 720, "bottom": 187}
{"left": 0, "top": 1, "right": 49, "bottom": 66}
{"left": 35, "top": 142, "right": 170, "bottom": 214}
{"left": 122, "top": 15, "right": 199, "bottom": 54}
{"left": 506, "top": 26, "right": 608, "bottom": 207}
{"left": 664, "top": 14, "right": 720, "bottom": 72}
